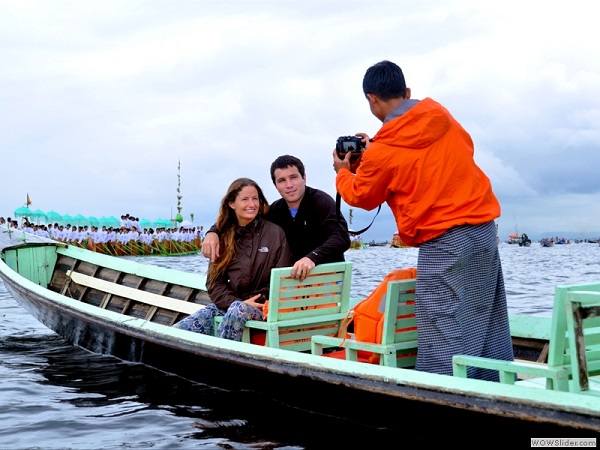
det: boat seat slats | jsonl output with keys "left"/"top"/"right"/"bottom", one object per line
{"left": 214, "top": 262, "right": 352, "bottom": 352}
{"left": 311, "top": 278, "right": 418, "bottom": 368}
{"left": 66, "top": 270, "right": 201, "bottom": 315}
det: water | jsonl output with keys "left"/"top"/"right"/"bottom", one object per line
{"left": 1, "top": 243, "right": 599, "bottom": 449}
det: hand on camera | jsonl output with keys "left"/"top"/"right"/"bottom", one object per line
{"left": 332, "top": 148, "right": 350, "bottom": 174}
{"left": 333, "top": 133, "right": 368, "bottom": 174}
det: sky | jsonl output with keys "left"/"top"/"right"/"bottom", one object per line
{"left": 1, "top": 0, "right": 599, "bottom": 243}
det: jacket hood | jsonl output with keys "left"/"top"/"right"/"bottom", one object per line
{"left": 373, "top": 98, "right": 451, "bottom": 149}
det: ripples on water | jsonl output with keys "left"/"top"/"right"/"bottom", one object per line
{"left": 350, "top": 243, "right": 600, "bottom": 316}
{"left": 1, "top": 243, "right": 599, "bottom": 448}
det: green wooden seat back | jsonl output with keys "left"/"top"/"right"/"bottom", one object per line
{"left": 549, "top": 282, "right": 600, "bottom": 380}
{"left": 363, "top": 278, "right": 417, "bottom": 367}
{"left": 265, "top": 261, "right": 352, "bottom": 323}
{"left": 564, "top": 290, "right": 600, "bottom": 394}
{"left": 311, "top": 278, "right": 418, "bottom": 368}
{"left": 381, "top": 279, "right": 417, "bottom": 345}
{"left": 246, "top": 261, "right": 353, "bottom": 352}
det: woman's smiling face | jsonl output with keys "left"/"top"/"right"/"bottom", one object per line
{"left": 229, "top": 185, "right": 260, "bottom": 226}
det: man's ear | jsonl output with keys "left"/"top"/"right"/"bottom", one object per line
{"left": 366, "top": 93, "right": 378, "bottom": 104}
{"left": 405, "top": 87, "right": 411, "bottom": 99}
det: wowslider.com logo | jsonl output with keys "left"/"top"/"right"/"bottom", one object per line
{"left": 531, "top": 438, "right": 596, "bottom": 447}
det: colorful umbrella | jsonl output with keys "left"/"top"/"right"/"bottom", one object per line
{"left": 73, "top": 214, "right": 88, "bottom": 227}
{"left": 14, "top": 206, "right": 30, "bottom": 217}
{"left": 61, "top": 214, "right": 74, "bottom": 226}
{"left": 45, "top": 210, "right": 63, "bottom": 225}
{"left": 31, "top": 209, "right": 47, "bottom": 224}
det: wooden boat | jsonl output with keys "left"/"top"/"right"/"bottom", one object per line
{"left": 349, "top": 235, "right": 367, "bottom": 250}
{"left": 507, "top": 233, "right": 521, "bottom": 244}
{"left": 1, "top": 225, "right": 599, "bottom": 443}
{"left": 508, "top": 233, "right": 532, "bottom": 246}
{"left": 540, "top": 238, "right": 555, "bottom": 247}
{"left": 347, "top": 210, "right": 367, "bottom": 250}
{"left": 84, "top": 236, "right": 202, "bottom": 257}
{"left": 366, "top": 240, "right": 388, "bottom": 247}
{"left": 390, "top": 232, "right": 410, "bottom": 248}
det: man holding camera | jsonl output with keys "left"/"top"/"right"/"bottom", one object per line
{"left": 203, "top": 154, "right": 351, "bottom": 280}
{"left": 333, "top": 60, "right": 513, "bottom": 380}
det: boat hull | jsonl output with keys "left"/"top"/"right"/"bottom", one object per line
{"left": 1, "top": 229, "right": 599, "bottom": 441}
{"left": 5, "top": 273, "right": 599, "bottom": 440}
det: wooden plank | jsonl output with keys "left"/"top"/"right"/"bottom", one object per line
{"left": 58, "top": 245, "right": 207, "bottom": 290}
{"left": 565, "top": 291, "right": 600, "bottom": 393}
{"left": 67, "top": 270, "right": 201, "bottom": 315}
{"left": 453, "top": 284, "right": 600, "bottom": 395}
{"left": 243, "top": 261, "right": 353, "bottom": 351}
{"left": 510, "top": 314, "right": 552, "bottom": 340}
{"left": 311, "top": 278, "right": 418, "bottom": 368}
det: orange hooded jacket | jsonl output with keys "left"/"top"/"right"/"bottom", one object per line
{"left": 336, "top": 97, "right": 500, "bottom": 247}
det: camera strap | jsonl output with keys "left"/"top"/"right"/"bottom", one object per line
{"left": 336, "top": 193, "right": 381, "bottom": 236}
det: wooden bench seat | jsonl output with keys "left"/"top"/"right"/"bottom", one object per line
{"left": 311, "top": 278, "right": 418, "bottom": 368}
{"left": 66, "top": 270, "right": 201, "bottom": 315}
{"left": 214, "top": 262, "right": 352, "bottom": 352}
{"left": 452, "top": 281, "right": 600, "bottom": 395}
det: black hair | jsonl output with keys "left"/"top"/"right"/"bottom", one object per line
{"left": 270, "top": 155, "right": 306, "bottom": 184}
{"left": 362, "top": 60, "right": 407, "bottom": 101}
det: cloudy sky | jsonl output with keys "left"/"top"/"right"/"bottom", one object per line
{"left": 1, "top": 1, "right": 599, "bottom": 242}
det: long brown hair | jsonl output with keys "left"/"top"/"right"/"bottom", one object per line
{"left": 207, "top": 178, "right": 269, "bottom": 287}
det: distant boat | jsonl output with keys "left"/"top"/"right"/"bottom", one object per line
{"left": 507, "top": 233, "right": 531, "bottom": 247}
{"left": 86, "top": 236, "right": 201, "bottom": 257}
{"left": 507, "top": 233, "right": 521, "bottom": 244}
{"left": 555, "top": 238, "right": 570, "bottom": 245}
{"left": 506, "top": 218, "right": 530, "bottom": 246}
{"left": 390, "top": 232, "right": 410, "bottom": 248}
{"left": 367, "top": 240, "right": 389, "bottom": 247}
{"left": 540, "top": 238, "right": 555, "bottom": 247}
{"left": 519, "top": 233, "right": 532, "bottom": 247}
{"left": 347, "top": 209, "right": 367, "bottom": 249}
{"left": 349, "top": 235, "right": 367, "bottom": 250}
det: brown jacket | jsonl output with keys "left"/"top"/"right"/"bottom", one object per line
{"left": 208, "top": 217, "right": 291, "bottom": 310}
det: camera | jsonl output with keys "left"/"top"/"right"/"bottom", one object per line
{"left": 336, "top": 136, "right": 365, "bottom": 161}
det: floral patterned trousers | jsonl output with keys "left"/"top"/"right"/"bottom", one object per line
{"left": 172, "top": 301, "right": 263, "bottom": 341}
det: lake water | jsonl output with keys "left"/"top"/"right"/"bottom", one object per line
{"left": 1, "top": 243, "right": 599, "bottom": 448}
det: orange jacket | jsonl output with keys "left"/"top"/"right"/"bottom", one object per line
{"left": 336, "top": 98, "right": 500, "bottom": 247}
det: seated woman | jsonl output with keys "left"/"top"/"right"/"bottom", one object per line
{"left": 173, "top": 177, "right": 291, "bottom": 341}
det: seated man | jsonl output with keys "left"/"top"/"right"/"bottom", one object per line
{"left": 202, "top": 155, "right": 351, "bottom": 280}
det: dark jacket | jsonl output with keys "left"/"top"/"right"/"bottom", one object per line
{"left": 266, "top": 186, "right": 350, "bottom": 264}
{"left": 208, "top": 218, "right": 291, "bottom": 310}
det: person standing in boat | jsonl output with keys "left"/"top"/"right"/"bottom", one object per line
{"left": 173, "top": 178, "right": 291, "bottom": 340}
{"left": 333, "top": 60, "right": 513, "bottom": 380}
{"left": 202, "top": 155, "right": 350, "bottom": 280}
